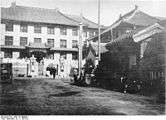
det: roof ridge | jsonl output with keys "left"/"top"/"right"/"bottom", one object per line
{"left": 13, "top": 5, "right": 59, "bottom": 11}
{"left": 65, "top": 14, "right": 99, "bottom": 26}
{"left": 56, "top": 11, "right": 80, "bottom": 25}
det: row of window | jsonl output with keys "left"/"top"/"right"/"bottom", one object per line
{"left": 5, "top": 23, "right": 97, "bottom": 37}
{"left": 3, "top": 51, "right": 78, "bottom": 60}
{"left": 5, "top": 23, "right": 78, "bottom": 36}
{"left": 4, "top": 36, "right": 78, "bottom": 48}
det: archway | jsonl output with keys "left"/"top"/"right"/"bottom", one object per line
{"left": 31, "top": 51, "right": 46, "bottom": 62}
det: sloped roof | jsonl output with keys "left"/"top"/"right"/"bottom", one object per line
{"left": 1, "top": 5, "right": 79, "bottom": 26}
{"left": 156, "top": 16, "right": 166, "bottom": 21}
{"left": 105, "top": 32, "right": 133, "bottom": 48}
{"left": 126, "top": 11, "right": 159, "bottom": 26}
{"left": 66, "top": 14, "right": 103, "bottom": 29}
{"left": 86, "top": 50, "right": 96, "bottom": 61}
{"left": 158, "top": 20, "right": 166, "bottom": 28}
{"left": 88, "top": 6, "right": 160, "bottom": 41}
{"left": 133, "top": 23, "right": 165, "bottom": 42}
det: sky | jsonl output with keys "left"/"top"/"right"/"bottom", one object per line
{"left": 1, "top": 0, "right": 166, "bottom": 26}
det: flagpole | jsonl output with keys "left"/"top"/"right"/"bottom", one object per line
{"left": 78, "top": 22, "right": 83, "bottom": 78}
{"left": 98, "top": 0, "right": 101, "bottom": 61}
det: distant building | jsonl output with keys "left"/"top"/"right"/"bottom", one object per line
{"left": 0, "top": 2, "right": 105, "bottom": 77}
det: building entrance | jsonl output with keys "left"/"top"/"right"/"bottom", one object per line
{"left": 30, "top": 51, "right": 46, "bottom": 76}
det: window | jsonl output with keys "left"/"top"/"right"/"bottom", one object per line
{"left": 60, "top": 52, "right": 67, "bottom": 59}
{"left": 72, "top": 53, "right": 78, "bottom": 60}
{"left": 47, "top": 27, "right": 54, "bottom": 34}
{"left": 34, "top": 38, "right": 42, "bottom": 43}
{"left": 83, "top": 31, "right": 87, "bottom": 37}
{"left": 72, "top": 28, "right": 78, "bottom": 36}
{"left": 60, "top": 27, "right": 67, "bottom": 35}
{"left": 20, "top": 37, "right": 28, "bottom": 46}
{"left": 89, "top": 31, "right": 94, "bottom": 37}
{"left": 5, "top": 36, "right": 13, "bottom": 46}
{"left": 47, "top": 39, "right": 54, "bottom": 47}
{"left": 5, "top": 23, "right": 13, "bottom": 31}
{"left": 4, "top": 51, "right": 12, "bottom": 58}
{"left": 20, "top": 24, "right": 28, "bottom": 32}
{"left": 46, "top": 53, "right": 54, "bottom": 59}
{"left": 60, "top": 39, "right": 67, "bottom": 48}
{"left": 34, "top": 25, "right": 41, "bottom": 33}
{"left": 72, "top": 40, "right": 78, "bottom": 48}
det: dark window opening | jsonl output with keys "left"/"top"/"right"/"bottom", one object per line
{"left": 5, "top": 36, "right": 13, "bottom": 46}
{"left": 72, "top": 40, "right": 78, "bottom": 48}
{"left": 60, "top": 52, "right": 67, "bottom": 59}
{"left": 34, "top": 25, "right": 41, "bottom": 33}
{"left": 47, "top": 39, "right": 54, "bottom": 47}
{"left": 5, "top": 23, "right": 13, "bottom": 31}
{"left": 60, "top": 27, "right": 67, "bottom": 35}
{"left": 4, "top": 51, "right": 12, "bottom": 58}
{"left": 47, "top": 27, "right": 54, "bottom": 34}
{"left": 34, "top": 38, "right": 42, "bottom": 43}
{"left": 20, "top": 24, "right": 28, "bottom": 32}
{"left": 20, "top": 37, "right": 28, "bottom": 46}
{"left": 60, "top": 39, "right": 67, "bottom": 48}
{"left": 72, "top": 28, "right": 78, "bottom": 36}
{"left": 72, "top": 52, "right": 78, "bottom": 60}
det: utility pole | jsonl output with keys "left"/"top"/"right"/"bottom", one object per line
{"left": 78, "top": 22, "right": 83, "bottom": 78}
{"left": 98, "top": 0, "right": 101, "bottom": 61}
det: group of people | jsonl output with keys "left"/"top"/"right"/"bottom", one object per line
{"left": 46, "top": 66, "right": 58, "bottom": 79}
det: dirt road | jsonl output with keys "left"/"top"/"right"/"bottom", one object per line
{"left": 0, "top": 78, "right": 165, "bottom": 115}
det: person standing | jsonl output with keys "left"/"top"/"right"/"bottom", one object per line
{"left": 52, "top": 67, "right": 57, "bottom": 79}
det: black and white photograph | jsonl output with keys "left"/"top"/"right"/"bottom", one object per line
{"left": 0, "top": 0, "right": 166, "bottom": 117}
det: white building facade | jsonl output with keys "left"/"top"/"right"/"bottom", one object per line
{"left": 0, "top": 3, "right": 104, "bottom": 78}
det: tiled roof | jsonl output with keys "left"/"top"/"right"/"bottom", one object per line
{"left": 156, "top": 17, "right": 166, "bottom": 21}
{"left": 133, "top": 23, "right": 165, "bottom": 42}
{"left": 88, "top": 6, "right": 160, "bottom": 41}
{"left": 105, "top": 32, "right": 133, "bottom": 47}
{"left": 158, "top": 20, "right": 166, "bottom": 28}
{"left": 126, "top": 11, "right": 160, "bottom": 26}
{"left": 66, "top": 14, "right": 104, "bottom": 29}
{"left": 1, "top": 5, "right": 79, "bottom": 26}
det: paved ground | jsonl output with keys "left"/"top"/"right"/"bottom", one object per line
{"left": 0, "top": 78, "right": 165, "bottom": 115}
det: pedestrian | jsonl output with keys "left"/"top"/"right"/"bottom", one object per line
{"left": 52, "top": 67, "right": 57, "bottom": 79}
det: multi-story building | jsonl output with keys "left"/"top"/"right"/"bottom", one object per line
{"left": 0, "top": 2, "right": 105, "bottom": 77}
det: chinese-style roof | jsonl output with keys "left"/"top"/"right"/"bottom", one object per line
{"left": 88, "top": 6, "right": 160, "bottom": 41}
{"left": 1, "top": 5, "right": 79, "bottom": 26}
{"left": 86, "top": 50, "right": 96, "bottom": 61}
{"left": 156, "top": 16, "right": 166, "bottom": 21}
{"left": 133, "top": 23, "right": 165, "bottom": 42}
{"left": 158, "top": 20, "right": 166, "bottom": 28}
{"left": 105, "top": 32, "right": 134, "bottom": 48}
{"left": 66, "top": 14, "right": 104, "bottom": 29}
{"left": 83, "top": 42, "right": 108, "bottom": 60}
{"left": 125, "top": 11, "right": 159, "bottom": 26}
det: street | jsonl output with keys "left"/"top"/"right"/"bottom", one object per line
{"left": 0, "top": 78, "right": 165, "bottom": 115}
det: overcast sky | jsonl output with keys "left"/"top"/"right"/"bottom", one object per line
{"left": 1, "top": 0, "right": 166, "bottom": 26}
